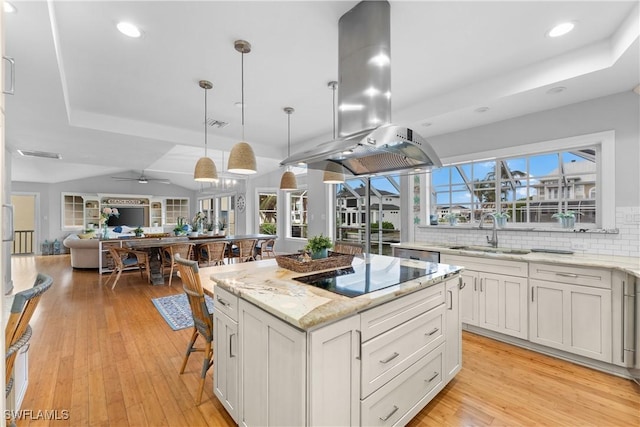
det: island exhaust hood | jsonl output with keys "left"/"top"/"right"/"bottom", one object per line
{"left": 281, "top": 0, "right": 442, "bottom": 176}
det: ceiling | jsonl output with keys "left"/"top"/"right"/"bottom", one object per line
{"left": 4, "top": 1, "right": 639, "bottom": 191}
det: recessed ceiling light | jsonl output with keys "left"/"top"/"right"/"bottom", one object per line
{"left": 548, "top": 22, "right": 575, "bottom": 38}
{"left": 546, "top": 86, "right": 567, "bottom": 94}
{"left": 4, "top": 2, "right": 17, "bottom": 13}
{"left": 474, "top": 107, "right": 490, "bottom": 113}
{"left": 117, "top": 22, "right": 142, "bottom": 38}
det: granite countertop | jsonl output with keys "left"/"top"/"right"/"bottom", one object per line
{"left": 200, "top": 254, "right": 462, "bottom": 331}
{"left": 393, "top": 242, "right": 640, "bottom": 278}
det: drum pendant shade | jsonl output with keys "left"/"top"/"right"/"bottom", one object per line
{"left": 279, "top": 107, "right": 297, "bottom": 190}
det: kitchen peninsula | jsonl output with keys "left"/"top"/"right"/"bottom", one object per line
{"left": 199, "top": 254, "right": 463, "bottom": 426}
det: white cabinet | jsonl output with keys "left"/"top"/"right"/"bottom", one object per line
{"left": 529, "top": 263, "right": 612, "bottom": 362}
{"left": 213, "top": 287, "right": 239, "bottom": 422}
{"left": 442, "top": 255, "right": 528, "bottom": 339}
{"left": 308, "top": 315, "right": 361, "bottom": 427}
{"left": 216, "top": 277, "right": 462, "bottom": 426}
{"left": 238, "top": 300, "right": 306, "bottom": 427}
{"left": 445, "top": 277, "right": 462, "bottom": 382}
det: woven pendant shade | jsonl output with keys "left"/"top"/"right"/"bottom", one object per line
{"left": 279, "top": 170, "right": 297, "bottom": 190}
{"left": 323, "top": 162, "right": 344, "bottom": 184}
{"left": 227, "top": 142, "right": 257, "bottom": 174}
{"left": 194, "top": 156, "right": 218, "bottom": 182}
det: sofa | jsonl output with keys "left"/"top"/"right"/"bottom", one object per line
{"left": 63, "top": 233, "right": 100, "bottom": 269}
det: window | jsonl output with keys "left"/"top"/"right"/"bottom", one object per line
{"left": 430, "top": 147, "right": 598, "bottom": 225}
{"left": 199, "top": 195, "right": 236, "bottom": 234}
{"left": 288, "top": 190, "right": 307, "bottom": 238}
{"left": 62, "top": 194, "right": 84, "bottom": 229}
{"left": 335, "top": 176, "right": 400, "bottom": 255}
{"left": 258, "top": 192, "right": 277, "bottom": 235}
{"left": 165, "top": 198, "right": 189, "bottom": 224}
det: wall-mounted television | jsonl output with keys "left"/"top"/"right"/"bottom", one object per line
{"left": 107, "top": 207, "right": 148, "bottom": 227}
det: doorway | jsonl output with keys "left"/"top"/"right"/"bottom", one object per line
{"left": 11, "top": 194, "right": 37, "bottom": 255}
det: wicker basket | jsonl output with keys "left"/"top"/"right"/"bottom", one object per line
{"left": 276, "top": 252, "right": 354, "bottom": 273}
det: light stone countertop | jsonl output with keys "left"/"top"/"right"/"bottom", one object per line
{"left": 199, "top": 254, "right": 462, "bottom": 331}
{"left": 393, "top": 242, "right": 640, "bottom": 278}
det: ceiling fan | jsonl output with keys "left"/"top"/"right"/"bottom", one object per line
{"left": 111, "top": 171, "right": 171, "bottom": 185}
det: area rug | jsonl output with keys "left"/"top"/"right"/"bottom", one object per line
{"left": 151, "top": 293, "right": 214, "bottom": 331}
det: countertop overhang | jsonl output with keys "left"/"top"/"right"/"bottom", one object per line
{"left": 202, "top": 254, "right": 462, "bottom": 330}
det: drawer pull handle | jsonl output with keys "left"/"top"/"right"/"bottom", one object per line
{"left": 216, "top": 296, "right": 230, "bottom": 307}
{"left": 556, "top": 272, "right": 578, "bottom": 278}
{"left": 379, "top": 352, "right": 400, "bottom": 364}
{"left": 426, "top": 327, "right": 439, "bottom": 336}
{"left": 425, "top": 372, "right": 439, "bottom": 383}
{"left": 379, "top": 405, "right": 399, "bottom": 421}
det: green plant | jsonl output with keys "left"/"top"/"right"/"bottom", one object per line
{"left": 133, "top": 226, "right": 144, "bottom": 236}
{"left": 552, "top": 210, "right": 578, "bottom": 219}
{"left": 304, "top": 234, "right": 333, "bottom": 254}
{"left": 206, "top": 221, "right": 215, "bottom": 232}
{"left": 260, "top": 222, "right": 277, "bottom": 235}
{"left": 444, "top": 213, "right": 459, "bottom": 220}
{"left": 174, "top": 217, "right": 188, "bottom": 234}
{"left": 217, "top": 219, "right": 227, "bottom": 231}
{"left": 191, "top": 212, "right": 205, "bottom": 230}
{"left": 493, "top": 212, "right": 510, "bottom": 219}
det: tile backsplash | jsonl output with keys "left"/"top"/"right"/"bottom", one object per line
{"left": 415, "top": 206, "right": 639, "bottom": 257}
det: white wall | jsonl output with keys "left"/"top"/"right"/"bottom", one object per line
{"left": 414, "top": 90, "right": 640, "bottom": 256}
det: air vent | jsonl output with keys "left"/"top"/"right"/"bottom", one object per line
{"left": 207, "top": 119, "right": 229, "bottom": 128}
{"left": 17, "top": 149, "right": 62, "bottom": 159}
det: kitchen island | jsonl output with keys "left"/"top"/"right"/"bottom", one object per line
{"left": 199, "top": 254, "right": 462, "bottom": 426}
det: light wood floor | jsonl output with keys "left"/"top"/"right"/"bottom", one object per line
{"left": 11, "top": 255, "right": 640, "bottom": 426}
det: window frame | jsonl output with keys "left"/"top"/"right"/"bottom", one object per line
{"left": 426, "top": 130, "right": 615, "bottom": 229}
{"left": 286, "top": 188, "right": 308, "bottom": 240}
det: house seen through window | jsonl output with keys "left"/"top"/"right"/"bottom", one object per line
{"left": 430, "top": 147, "right": 598, "bottom": 226}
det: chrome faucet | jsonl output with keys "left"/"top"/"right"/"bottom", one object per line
{"left": 479, "top": 213, "right": 499, "bottom": 248}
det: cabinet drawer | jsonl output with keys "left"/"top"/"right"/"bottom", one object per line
{"left": 529, "top": 263, "right": 611, "bottom": 289}
{"left": 214, "top": 286, "right": 239, "bottom": 321}
{"left": 361, "top": 304, "right": 444, "bottom": 398}
{"left": 442, "top": 254, "right": 528, "bottom": 278}
{"left": 360, "top": 283, "right": 445, "bottom": 342}
{"left": 361, "top": 343, "right": 444, "bottom": 427}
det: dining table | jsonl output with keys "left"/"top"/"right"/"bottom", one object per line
{"left": 123, "top": 233, "right": 276, "bottom": 285}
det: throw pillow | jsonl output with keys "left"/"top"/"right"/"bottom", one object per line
{"left": 78, "top": 231, "right": 95, "bottom": 239}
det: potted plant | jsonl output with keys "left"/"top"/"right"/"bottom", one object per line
{"left": 173, "top": 217, "right": 189, "bottom": 236}
{"left": 192, "top": 211, "right": 205, "bottom": 234}
{"left": 132, "top": 226, "right": 144, "bottom": 237}
{"left": 217, "top": 219, "right": 227, "bottom": 235}
{"left": 305, "top": 234, "right": 333, "bottom": 259}
{"left": 493, "top": 212, "right": 510, "bottom": 228}
{"left": 444, "top": 213, "right": 459, "bottom": 226}
{"left": 552, "top": 211, "right": 578, "bottom": 229}
{"left": 206, "top": 221, "right": 215, "bottom": 236}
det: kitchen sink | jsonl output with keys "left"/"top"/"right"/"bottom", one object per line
{"left": 446, "top": 245, "right": 531, "bottom": 255}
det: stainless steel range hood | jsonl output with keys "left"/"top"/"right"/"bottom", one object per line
{"left": 281, "top": 0, "right": 442, "bottom": 175}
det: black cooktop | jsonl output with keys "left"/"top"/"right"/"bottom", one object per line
{"left": 293, "top": 258, "right": 437, "bottom": 298}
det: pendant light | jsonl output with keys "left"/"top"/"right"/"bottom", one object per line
{"left": 228, "top": 40, "right": 257, "bottom": 175}
{"left": 323, "top": 81, "right": 345, "bottom": 184}
{"left": 279, "top": 107, "right": 297, "bottom": 190}
{"left": 194, "top": 80, "right": 218, "bottom": 182}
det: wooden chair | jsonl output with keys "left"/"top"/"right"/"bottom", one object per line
{"left": 6, "top": 273, "right": 53, "bottom": 423}
{"left": 161, "top": 243, "right": 194, "bottom": 286}
{"left": 255, "top": 238, "right": 276, "bottom": 259}
{"left": 174, "top": 254, "right": 213, "bottom": 406}
{"left": 333, "top": 242, "right": 364, "bottom": 255}
{"left": 197, "top": 241, "right": 227, "bottom": 267}
{"left": 104, "top": 247, "right": 150, "bottom": 289}
{"left": 230, "top": 239, "right": 257, "bottom": 263}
